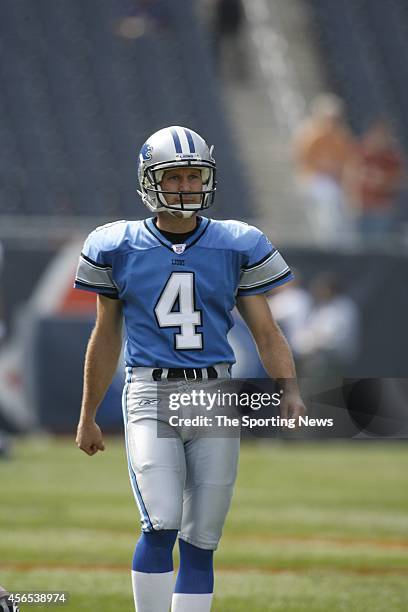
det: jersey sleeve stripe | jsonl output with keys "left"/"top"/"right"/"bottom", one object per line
{"left": 241, "top": 248, "right": 277, "bottom": 270}
{"left": 75, "top": 276, "right": 117, "bottom": 288}
{"left": 239, "top": 251, "right": 289, "bottom": 288}
{"left": 74, "top": 279, "right": 119, "bottom": 296}
{"left": 237, "top": 270, "right": 294, "bottom": 294}
{"left": 75, "top": 256, "right": 118, "bottom": 292}
{"left": 80, "top": 252, "right": 112, "bottom": 270}
{"left": 238, "top": 266, "right": 292, "bottom": 289}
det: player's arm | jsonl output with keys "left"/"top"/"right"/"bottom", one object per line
{"left": 236, "top": 293, "right": 306, "bottom": 422}
{"left": 76, "top": 295, "right": 123, "bottom": 455}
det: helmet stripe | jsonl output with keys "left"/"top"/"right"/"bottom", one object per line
{"left": 184, "top": 128, "right": 196, "bottom": 153}
{"left": 170, "top": 128, "right": 182, "bottom": 153}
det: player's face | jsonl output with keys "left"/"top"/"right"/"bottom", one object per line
{"left": 160, "top": 167, "right": 203, "bottom": 205}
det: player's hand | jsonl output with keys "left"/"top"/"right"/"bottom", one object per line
{"left": 76, "top": 420, "right": 105, "bottom": 455}
{"left": 279, "top": 392, "right": 306, "bottom": 430}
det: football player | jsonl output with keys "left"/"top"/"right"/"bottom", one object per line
{"left": 75, "top": 126, "right": 305, "bottom": 611}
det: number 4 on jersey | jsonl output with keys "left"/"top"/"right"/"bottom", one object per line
{"left": 155, "top": 272, "right": 203, "bottom": 350}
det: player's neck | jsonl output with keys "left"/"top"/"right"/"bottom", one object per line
{"left": 156, "top": 212, "right": 198, "bottom": 234}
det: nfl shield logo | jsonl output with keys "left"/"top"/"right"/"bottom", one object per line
{"left": 172, "top": 244, "right": 186, "bottom": 254}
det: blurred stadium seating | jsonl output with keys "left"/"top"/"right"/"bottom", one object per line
{"left": 0, "top": 0, "right": 249, "bottom": 220}
{"left": 308, "top": 0, "right": 408, "bottom": 148}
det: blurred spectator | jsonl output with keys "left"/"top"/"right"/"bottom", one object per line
{"left": 0, "top": 431, "right": 11, "bottom": 458}
{"left": 344, "top": 118, "right": 405, "bottom": 240}
{"left": 212, "top": 0, "right": 246, "bottom": 79}
{"left": 0, "top": 240, "right": 11, "bottom": 459}
{"left": 295, "top": 274, "right": 360, "bottom": 379}
{"left": 115, "top": 0, "right": 171, "bottom": 39}
{"left": 293, "top": 93, "right": 356, "bottom": 244}
{"left": 267, "top": 276, "right": 312, "bottom": 360}
{"left": 0, "top": 241, "right": 5, "bottom": 345}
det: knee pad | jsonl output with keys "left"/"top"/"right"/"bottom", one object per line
{"left": 175, "top": 539, "right": 214, "bottom": 594}
{"left": 133, "top": 529, "right": 178, "bottom": 573}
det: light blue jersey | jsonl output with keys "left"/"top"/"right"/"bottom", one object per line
{"left": 74, "top": 217, "right": 293, "bottom": 368}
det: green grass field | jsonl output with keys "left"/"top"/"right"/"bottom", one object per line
{"left": 1, "top": 437, "right": 407, "bottom": 611}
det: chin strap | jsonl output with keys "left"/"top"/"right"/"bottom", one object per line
{"left": 168, "top": 210, "right": 196, "bottom": 219}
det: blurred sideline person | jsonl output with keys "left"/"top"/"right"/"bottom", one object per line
{"left": 293, "top": 93, "right": 356, "bottom": 245}
{"left": 344, "top": 118, "right": 405, "bottom": 241}
{"left": 74, "top": 126, "right": 305, "bottom": 612}
{"left": 0, "top": 241, "right": 5, "bottom": 345}
{"left": 267, "top": 276, "right": 312, "bottom": 361}
{"left": 0, "top": 241, "right": 10, "bottom": 460}
{"left": 295, "top": 274, "right": 360, "bottom": 381}
{"left": 115, "top": 0, "right": 171, "bottom": 39}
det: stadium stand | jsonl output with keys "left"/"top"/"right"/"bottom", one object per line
{"left": 308, "top": 0, "right": 408, "bottom": 150}
{"left": 0, "top": 0, "right": 249, "bottom": 220}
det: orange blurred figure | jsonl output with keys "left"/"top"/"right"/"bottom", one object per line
{"left": 293, "top": 94, "right": 356, "bottom": 244}
{"left": 344, "top": 118, "right": 405, "bottom": 239}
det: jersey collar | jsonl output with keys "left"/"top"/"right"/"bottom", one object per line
{"left": 144, "top": 216, "right": 211, "bottom": 252}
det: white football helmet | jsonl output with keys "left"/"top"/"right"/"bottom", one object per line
{"left": 137, "top": 126, "right": 216, "bottom": 218}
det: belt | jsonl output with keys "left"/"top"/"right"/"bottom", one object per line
{"left": 152, "top": 366, "right": 218, "bottom": 381}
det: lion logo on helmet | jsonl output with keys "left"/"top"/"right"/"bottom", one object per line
{"left": 140, "top": 143, "right": 153, "bottom": 161}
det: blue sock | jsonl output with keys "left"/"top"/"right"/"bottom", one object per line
{"left": 132, "top": 529, "right": 178, "bottom": 573}
{"left": 174, "top": 539, "right": 214, "bottom": 594}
